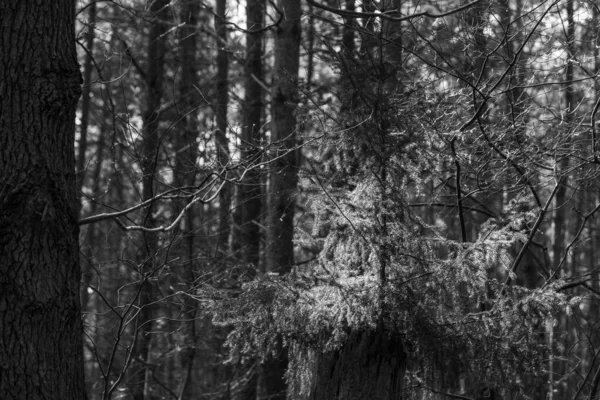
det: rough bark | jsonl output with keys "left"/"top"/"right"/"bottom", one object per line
{"left": 0, "top": 1, "right": 87, "bottom": 399}
{"left": 309, "top": 331, "right": 406, "bottom": 400}
{"left": 233, "top": 0, "right": 265, "bottom": 266}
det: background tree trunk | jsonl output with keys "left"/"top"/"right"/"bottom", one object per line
{"left": 233, "top": 0, "right": 266, "bottom": 266}
{"left": 266, "top": 0, "right": 301, "bottom": 275}
{"left": 215, "top": 0, "right": 231, "bottom": 257}
{"left": 128, "top": 2, "right": 170, "bottom": 399}
{"left": 259, "top": 1, "right": 302, "bottom": 398}
{"left": 77, "top": 0, "right": 97, "bottom": 213}
{"left": 0, "top": 1, "right": 87, "bottom": 399}
{"left": 174, "top": 1, "right": 200, "bottom": 397}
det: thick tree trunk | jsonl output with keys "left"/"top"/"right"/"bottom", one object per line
{"left": 0, "top": 1, "right": 87, "bottom": 399}
{"left": 309, "top": 331, "right": 406, "bottom": 400}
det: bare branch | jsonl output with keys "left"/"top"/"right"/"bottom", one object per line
{"left": 306, "top": 0, "right": 483, "bottom": 22}
{"left": 79, "top": 184, "right": 205, "bottom": 226}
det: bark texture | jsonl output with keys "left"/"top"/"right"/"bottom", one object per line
{"left": 0, "top": 1, "right": 86, "bottom": 399}
{"left": 309, "top": 331, "right": 406, "bottom": 400}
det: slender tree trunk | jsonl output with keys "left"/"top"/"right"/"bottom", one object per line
{"left": 259, "top": 1, "right": 302, "bottom": 399}
{"left": 0, "top": 1, "right": 87, "bottom": 399}
{"left": 82, "top": 119, "right": 108, "bottom": 400}
{"left": 306, "top": 3, "right": 315, "bottom": 89}
{"left": 233, "top": 0, "right": 265, "bottom": 266}
{"left": 553, "top": 0, "right": 575, "bottom": 272}
{"left": 77, "top": 0, "right": 97, "bottom": 212}
{"left": 174, "top": 1, "right": 200, "bottom": 398}
{"left": 215, "top": 0, "right": 231, "bottom": 257}
{"left": 464, "top": 0, "right": 487, "bottom": 87}
{"left": 381, "top": 0, "right": 402, "bottom": 67}
{"left": 128, "top": 2, "right": 170, "bottom": 399}
{"left": 266, "top": 0, "right": 301, "bottom": 275}
{"left": 76, "top": 5, "right": 101, "bottom": 397}
{"left": 342, "top": 0, "right": 355, "bottom": 57}
{"left": 551, "top": 2, "right": 575, "bottom": 398}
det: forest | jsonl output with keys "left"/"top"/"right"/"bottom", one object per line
{"left": 2, "top": 0, "right": 600, "bottom": 399}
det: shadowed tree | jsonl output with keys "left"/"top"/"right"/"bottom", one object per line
{"left": 127, "top": 1, "right": 171, "bottom": 399}
{"left": 173, "top": 0, "right": 200, "bottom": 397}
{"left": 215, "top": 0, "right": 231, "bottom": 257}
{"left": 234, "top": 0, "right": 266, "bottom": 266}
{"left": 0, "top": 1, "right": 87, "bottom": 399}
{"left": 259, "top": 0, "right": 303, "bottom": 398}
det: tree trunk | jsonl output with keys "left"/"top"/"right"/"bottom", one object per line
{"left": 128, "top": 2, "right": 170, "bottom": 399}
{"left": 77, "top": 0, "right": 97, "bottom": 212}
{"left": 174, "top": 1, "right": 200, "bottom": 398}
{"left": 0, "top": 1, "right": 87, "bottom": 399}
{"left": 551, "top": 2, "right": 575, "bottom": 398}
{"left": 259, "top": 1, "right": 302, "bottom": 398}
{"left": 309, "top": 331, "right": 406, "bottom": 400}
{"left": 266, "top": 0, "right": 301, "bottom": 275}
{"left": 233, "top": 0, "right": 265, "bottom": 266}
{"left": 342, "top": 0, "right": 355, "bottom": 57}
{"left": 215, "top": 0, "right": 231, "bottom": 258}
